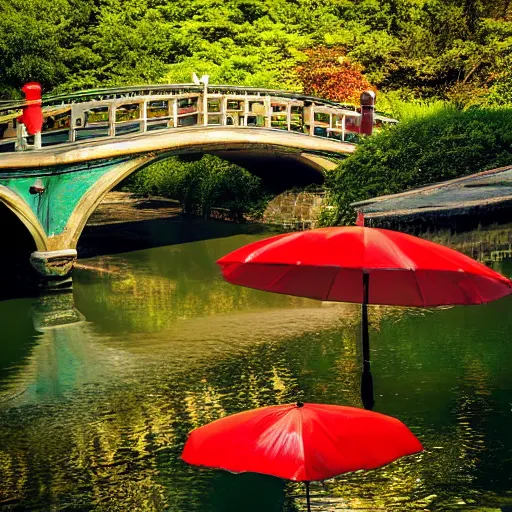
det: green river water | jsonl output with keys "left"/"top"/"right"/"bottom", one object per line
{"left": 1, "top": 225, "right": 511, "bottom": 511}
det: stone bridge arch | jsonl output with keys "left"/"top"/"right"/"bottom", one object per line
{"left": 61, "top": 155, "right": 154, "bottom": 251}
{"left": 0, "top": 127, "right": 351, "bottom": 287}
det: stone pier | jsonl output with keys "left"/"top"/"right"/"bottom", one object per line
{"left": 29, "top": 249, "right": 77, "bottom": 290}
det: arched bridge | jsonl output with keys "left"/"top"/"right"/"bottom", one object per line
{"left": 0, "top": 84, "right": 395, "bottom": 286}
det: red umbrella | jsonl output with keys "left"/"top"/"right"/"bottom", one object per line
{"left": 217, "top": 226, "right": 512, "bottom": 408}
{"left": 182, "top": 402, "right": 423, "bottom": 511}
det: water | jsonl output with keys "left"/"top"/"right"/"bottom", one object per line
{"left": 1, "top": 228, "right": 512, "bottom": 511}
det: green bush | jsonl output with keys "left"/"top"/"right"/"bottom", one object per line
{"left": 123, "top": 155, "right": 269, "bottom": 221}
{"left": 377, "top": 92, "right": 450, "bottom": 121}
{"left": 320, "top": 106, "right": 512, "bottom": 226}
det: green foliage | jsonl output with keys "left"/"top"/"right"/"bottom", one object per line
{"left": 2, "top": 0, "right": 512, "bottom": 104}
{"left": 124, "top": 155, "right": 269, "bottom": 221}
{"left": 0, "top": 0, "right": 71, "bottom": 96}
{"left": 487, "top": 73, "right": 512, "bottom": 106}
{"left": 484, "top": 55, "right": 512, "bottom": 107}
{"left": 320, "top": 106, "right": 512, "bottom": 226}
{"left": 376, "top": 90, "right": 449, "bottom": 120}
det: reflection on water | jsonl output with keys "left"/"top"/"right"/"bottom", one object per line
{"left": 1, "top": 229, "right": 512, "bottom": 511}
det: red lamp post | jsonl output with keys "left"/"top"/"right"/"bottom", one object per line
{"left": 20, "top": 82, "right": 43, "bottom": 149}
{"left": 359, "top": 90, "right": 376, "bottom": 136}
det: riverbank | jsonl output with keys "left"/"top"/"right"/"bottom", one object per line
{"left": 85, "top": 192, "right": 183, "bottom": 225}
{"left": 351, "top": 166, "right": 512, "bottom": 233}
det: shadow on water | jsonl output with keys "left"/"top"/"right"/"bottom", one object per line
{"left": 209, "top": 473, "right": 292, "bottom": 512}
{"left": 77, "top": 216, "right": 271, "bottom": 259}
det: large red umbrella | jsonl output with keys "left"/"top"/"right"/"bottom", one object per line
{"left": 217, "top": 226, "right": 512, "bottom": 408}
{"left": 182, "top": 402, "right": 423, "bottom": 511}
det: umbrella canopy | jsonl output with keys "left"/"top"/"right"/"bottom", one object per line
{"left": 182, "top": 403, "right": 423, "bottom": 510}
{"left": 217, "top": 227, "right": 512, "bottom": 307}
{"left": 217, "top": 227, "right": 512, "bottom": 410}
{"left": 182, "top": 402, "right": 422, "bottom": 481}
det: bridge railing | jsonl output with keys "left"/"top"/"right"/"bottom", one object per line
{"left": 0, "top": 85, "right": 396, "bottom": 152}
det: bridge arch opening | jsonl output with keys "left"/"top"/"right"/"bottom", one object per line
{"left": 203, "top": 150, "right": 325, "bottom": 192}
{"left": 71, "top": 148, "right": 329, "bottom": 256}
{"left": 0, "top": 201, "right": 40, "bottom": 296}
{"left": 0, "top": 187, "right": 47, "bottom": 252}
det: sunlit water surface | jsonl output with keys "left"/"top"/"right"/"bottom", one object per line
{"left": 1, "top": 228, "right": 512, "bottom": 511}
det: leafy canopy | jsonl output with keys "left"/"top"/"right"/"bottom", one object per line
{"left": 2, "top": 0, "right": 512, "bottom": 104}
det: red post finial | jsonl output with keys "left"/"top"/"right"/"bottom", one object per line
{"left": 359, "top": 90, "right": 376, "bottom": 136}
{"left": 20, "top": 82, "right": 43, "bottom": 136}
{"left": 22, "top": 82, "right": 42, "bottom": 102}
{"left": 356, "top": 210, "right": 365, "bottom": 227}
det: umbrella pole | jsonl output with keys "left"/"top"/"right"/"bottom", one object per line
{"left": 305, "top": 481, "right": 311, "bottom": 512}
{"left": 361, "top": 273, "right": 375, "bottom": 410}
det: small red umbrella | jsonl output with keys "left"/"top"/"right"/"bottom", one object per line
{"left": 217, "top": 226, "right": 512, "bottom": 408}
{"left": 182, "top": 402, "right": 423, "bottom": 511}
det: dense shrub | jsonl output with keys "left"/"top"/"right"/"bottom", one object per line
{"left": 124, "top": 155, "right": 269, "bottom": 221}
{"left": 320, "top": 106, "right": 512, "bottom": 226}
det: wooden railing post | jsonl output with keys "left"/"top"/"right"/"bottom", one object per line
{"left": 243, "top": 94, "right": 249, "bottom": 126}
{"left": 173, "top": 98, "right": 178, "bottom": 128}
{"left": 222, "top": 96, "right": 227, "bottom": 126}
{"left": 141, "top": 100, "right": 148, "bottom": 132}
{"left": 69, "top": 104, "right": 79, "bottom": 142}
{"left": 203, "top": 88, "right": 208, "bottom": 126}
{"left": 108, "top": 104, "right": 116, "bottom": 137}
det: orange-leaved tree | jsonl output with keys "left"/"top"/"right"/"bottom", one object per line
{"left": 297, "top": 47, "right": 375, "bottom": 104}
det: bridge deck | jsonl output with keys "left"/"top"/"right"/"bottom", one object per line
{"left": 0, "top": 126, "right": 354, "bottom": 170}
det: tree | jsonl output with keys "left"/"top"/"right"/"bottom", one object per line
{"left": 296, "top": 47, "right": 375, "bottom": 103}
{"left": 0, "top": 0, "right": 71, "bottom": 96}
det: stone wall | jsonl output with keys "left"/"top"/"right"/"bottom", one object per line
{"left": 262, "top": 189, "right": 326, "bottom": 230}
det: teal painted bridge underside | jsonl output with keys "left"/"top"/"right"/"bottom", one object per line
{"left": 0, "top": 157, "right": 131, "bottom": 237}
